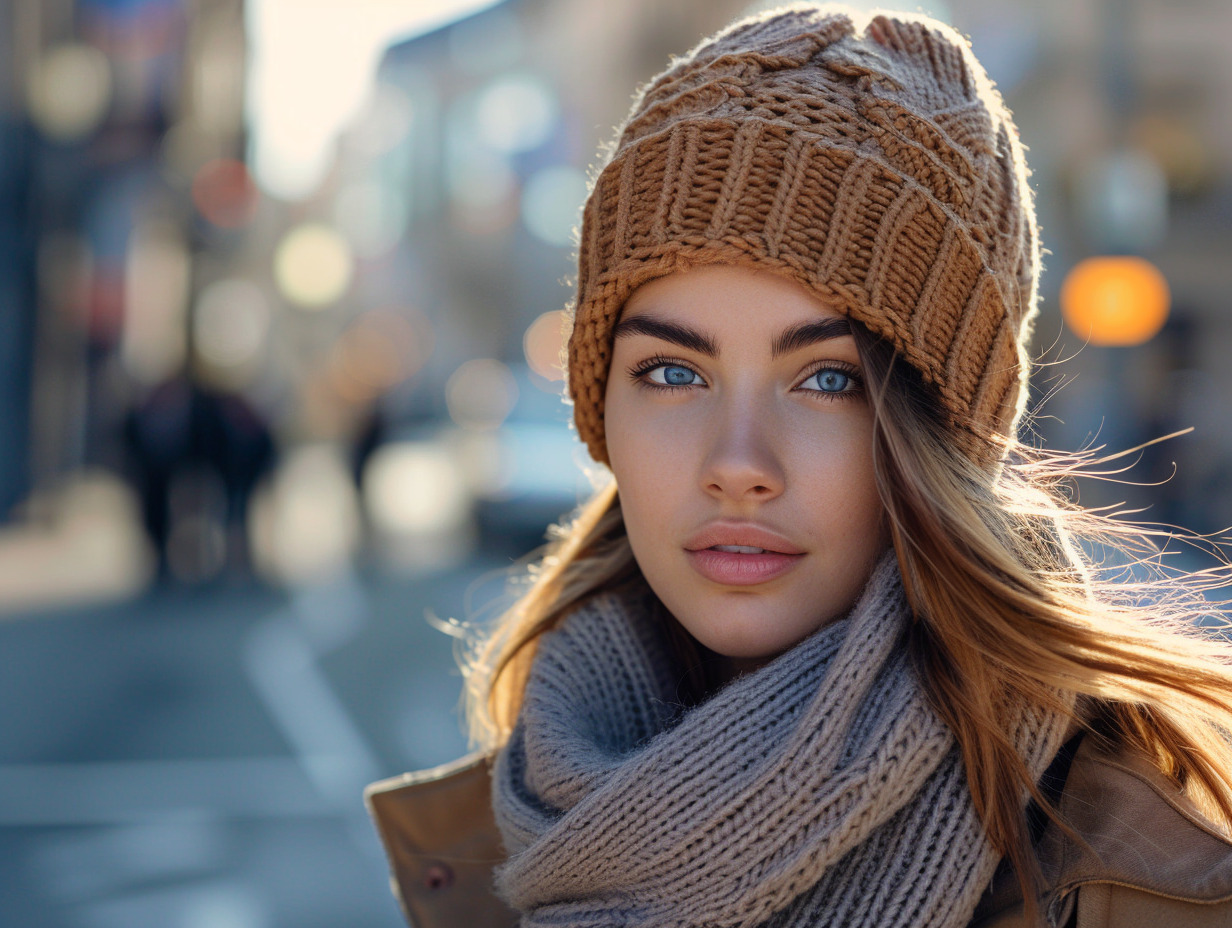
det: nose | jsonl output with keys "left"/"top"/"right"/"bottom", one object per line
{"left": 699, "top": 400, "right": 785, "bottom": 503}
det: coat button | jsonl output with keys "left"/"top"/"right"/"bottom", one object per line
{"left": 424, "top": 863, "right": 454, "bottom": 890}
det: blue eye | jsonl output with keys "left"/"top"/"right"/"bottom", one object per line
{"left": 648, "top": 364, "right": 700, "bottom": 386}
{"left": 810, "top": 368, "right": 852, "bottom": 393}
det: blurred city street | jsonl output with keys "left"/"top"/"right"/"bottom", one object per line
{"left": 2, "top": 0, "right": 1232, "bottom": 925}
{"left": 0, "top": 552, "right": 516, "bottom": 928}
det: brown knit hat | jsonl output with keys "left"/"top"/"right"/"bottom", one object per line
{"left": 565, "top": 3, "right": 1041, "bottom": 465}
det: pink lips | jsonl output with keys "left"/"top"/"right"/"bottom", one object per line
{"left": 683, "top": 523, "right": 805, "bottom": 587}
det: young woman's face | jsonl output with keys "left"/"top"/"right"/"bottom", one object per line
{"left": 604, "top": 264, "right": 889, "bottom": 666}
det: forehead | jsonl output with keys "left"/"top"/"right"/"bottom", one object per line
{"left": 621, "top": 264, "right": 845, "bottom": 325}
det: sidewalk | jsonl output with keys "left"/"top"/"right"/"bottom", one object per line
{"left": 0, "top": 557, "right": 507, "bottom": 928}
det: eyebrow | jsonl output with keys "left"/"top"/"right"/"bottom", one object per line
{"left": 770, "top": 317, "right": 852, "bottom": 358}
{"left": 612, "top": 313, "right": 852, "bottom": 360}
{"left": 611, "top": 315, "right": 720, "bottom": 358}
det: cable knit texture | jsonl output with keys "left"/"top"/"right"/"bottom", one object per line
{"left": 492, "top": 557, "right": 1070, "bottom": 928}
{"left": 566, "top": 4, "right": 1041, "bottom": 466}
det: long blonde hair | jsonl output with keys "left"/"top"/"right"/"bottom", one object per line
{"left": 462, "top": 322, "right": 1232, "bottom": 914}
{"left": 853, "top": 326, "right": 1232, "bottom": 912}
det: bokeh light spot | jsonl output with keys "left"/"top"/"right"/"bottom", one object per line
{"left": 521, "top": 166, "right": 587, "bottom": 247}
{"left": 273, "top": 223, "right": 354, "bottom": 309}
{"left": 1060, "top": 256, "right": 1170, "bottom": 348}
{"left": 363, "top": 442, "right": 470, "bottom": 536}
{"left": 523, "top": 310, "right": 567, "bottom": 382}
{"left": 475, "top": 73, "right": 557, "bottom": 154}
{"left": 446, "top": 359, "right": 518, "bottom": 430}
{"left": 26, "top": 43, "right": 113, "bottom": 141}
{"left": 194, "top": 278, "right": 271, "bottom": 372}
{"left": 192, "top": 159, "right": 259, "bottom": 229}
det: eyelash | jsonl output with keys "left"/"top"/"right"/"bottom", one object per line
{"left": 626, "top": 355, "right": 699, "bottom": 393}
{"left": 798, "top": 360, "right": 864, "bottom": 402}
{"left": 625, "top": 356, "right": 864, "bottom": 401}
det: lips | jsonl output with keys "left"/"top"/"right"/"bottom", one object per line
{"left": 683, "top": 523, "right": 805, "bottom": 586}
{"left": 683, "top": 523, "right": 805, "bottom": 556}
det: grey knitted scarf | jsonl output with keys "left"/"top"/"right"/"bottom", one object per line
{"left": 492, "top": 557, "right": 1069, "bottom": 928}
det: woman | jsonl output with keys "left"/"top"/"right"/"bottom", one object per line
{"left": 366, "top": 6, "right": 1232, "bottom": 927}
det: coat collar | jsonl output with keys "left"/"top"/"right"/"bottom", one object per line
{"left": 974, "top": 736, "right": 1232, "bottom": 925}
{"left": 1040, "top": 737, "right": 1232, "bottom": 903}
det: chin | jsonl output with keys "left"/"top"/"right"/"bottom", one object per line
{"left": 674, "top": 600, "right": 824, "bottom": 663}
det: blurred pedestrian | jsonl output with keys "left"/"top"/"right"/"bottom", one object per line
{"left": 124, "top": 375, "right": 275, "bottom": 581}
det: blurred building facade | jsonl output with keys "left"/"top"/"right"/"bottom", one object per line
{"left": 988, "top": 0, "right": 1232, "bottom": 535}
{"left": 2, "top": 0, "right": 1231, "bottom": 610}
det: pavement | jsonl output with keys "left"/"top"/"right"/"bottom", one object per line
{"left": 0, "top": 553, "right": 518, "bottom": 928}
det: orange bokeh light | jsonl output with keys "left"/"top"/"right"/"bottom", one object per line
{"left": 191, "top": 158, "right": 258, "bottom": 229}
{"left": 1060, "top": 256, "right": 1170, "bottom": 347}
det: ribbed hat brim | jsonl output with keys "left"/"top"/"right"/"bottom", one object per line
{"left": 567, "top": 116, "right": 1029, "bottom": 465}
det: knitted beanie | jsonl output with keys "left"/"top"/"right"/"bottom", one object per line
{"left": 565, "top": 3, "right": 1041, "bottom": 465}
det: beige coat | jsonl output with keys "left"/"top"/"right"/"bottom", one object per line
{"left": 366, "top": 737, "right": 1232, "bottom": 928}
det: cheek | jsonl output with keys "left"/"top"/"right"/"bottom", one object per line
{"left": 605, "top": 388, "right": 706, "bottom": 576}
{"left": 787, "top": 416, "right": 886, "bottom": 545}
{"left": 606, "top": 396, "right": 680, "bottom": 528}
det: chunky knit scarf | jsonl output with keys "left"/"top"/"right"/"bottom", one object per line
{"left": 492, "top": 557, "right": 1069, "bottom": 928}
